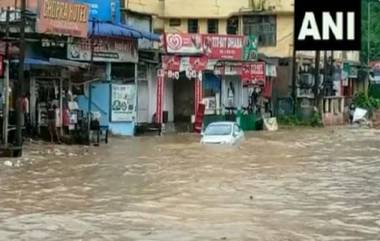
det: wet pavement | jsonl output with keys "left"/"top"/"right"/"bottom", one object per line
{"left": 1, "top": 127, "right": 380, "bottom": 241}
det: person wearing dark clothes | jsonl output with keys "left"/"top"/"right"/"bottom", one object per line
{"left": 47, "top": 103, "right": 61, "bottom": 144}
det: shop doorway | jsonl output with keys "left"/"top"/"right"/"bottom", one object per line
{"left": 137, "top": 80, "right": 149, "bottom": 123}
{"left": 173, "top": 72, "right": 194, "bottom": 132}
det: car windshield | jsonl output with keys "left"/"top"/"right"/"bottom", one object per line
{"left": 205, "top": 124, "right": 232, "bottom": 136}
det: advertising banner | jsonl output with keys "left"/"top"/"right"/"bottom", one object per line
{"left": 68, "top": 37, "right": 138, "bottom": 63}
{"left": 203, "top": 34, "right": 244, "bottom": 60}
{"left": 162, "top": 55, "right": 181, "bottom": 71}
{"left": 77, "top": 0, "right": 121, "bottom": 23}
{"left": 111, "top": 84, "right": 136, "bottom": 122}
{"left": 189, "top": 56, "right": 208, "bottom": 72}
{"left": 244, "top": 35, "right": 258, "bottom": 61}
{"left": 241, "top": 62, "right": 266, "bottom": 85}
{"left": 37, "top": 0, "right": 89, "bottom": 38}
{"left": 165, "top": 33, "right": 203, "bottom": 54}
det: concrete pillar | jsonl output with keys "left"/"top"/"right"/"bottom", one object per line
{"left": 106, "top": 62, "right": 112, "bottom": 81}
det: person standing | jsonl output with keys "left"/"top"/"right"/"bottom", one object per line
{"left": 227, "top": 82, "right": 235, "bottom": 108}
{"left": 19, "top": 93, "right": 30, "bottom": 138}
{"left": 47, "top": 103, "right": 61, "bottom": 144}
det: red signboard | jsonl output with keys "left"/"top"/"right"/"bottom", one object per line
{"left": 162, "top": 55, "right": 181, "bottom": 71}
{"left": 37, "top": 0, "right": 89, "bottom": 38}
{"left": 163, "top": 33, "right": 245, "bottom": 60}
{"left": 241, "top": 62, "right": 266, "bottom": 86}
{"left": 203, "top": 34, "right": 244, "bottom": 60}
{"left": 165, "top": 33, "right": 203, "bottom": 54}
{"left": 156, "top": 69, "right": 165, "bottom": 123}
{"left": 189, "top": 56, "right": 208, "bottom": 72}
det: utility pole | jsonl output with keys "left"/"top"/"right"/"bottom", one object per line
{"left": 291, "top": 4, "right": 297, "bottom": 114}
{"left": 291, "top": 47, "right": 297, "bottom": 114}
{"left": 314, "top": 51, "right": 321, "bottom": 110}
{"left": 2, "top": 7, "right": 10, "bottom": 146}
{"left": 15, "top": 0, "right": 26, "bottom": 154}
{"left": 88, "top": 19, "right": 96, "bottom": 144}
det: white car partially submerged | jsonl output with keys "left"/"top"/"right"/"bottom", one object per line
{"left": 200, "top": 122, "right": 245, "bottom": 145}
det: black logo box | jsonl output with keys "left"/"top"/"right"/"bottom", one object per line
{"left": 294, "top": 0, "right": 361, "bottom": 51}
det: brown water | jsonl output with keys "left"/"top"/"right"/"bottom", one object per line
{"left": 1, "top": 127, "right": 380, "bottom": 241}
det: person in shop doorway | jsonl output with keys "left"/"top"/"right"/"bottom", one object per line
{"left": 47, "top": 103, "right": 61, "bottom": 144}
{"left": 20, "top": 93, "right": 31, "bottom": 138}
{"left": 227, "top": 82, "right": 235, "bottom": 108}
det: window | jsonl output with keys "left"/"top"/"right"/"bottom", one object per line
{"left": 227, "top": 17, "right": 239, "bottom": 35}
{"left": 169, "top": 18, "right": 181, "bottom": 27}
{"left": 188, "top": 19, "right": 199, "bottom": 33}
{"left": 243, "top": 15, "right": 276, "bottom": 47}
{"left": 207, "top": 19, "right": 219, "bottom": 34}
{"left": 234, "top": 124, "right": 240, "bottom": 134}
{"left": 205, "top": 124, "right": 232, "bottom": 136}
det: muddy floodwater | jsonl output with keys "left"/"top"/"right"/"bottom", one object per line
{"left": 1, "top": 127, "right": 380, "bottom": 241}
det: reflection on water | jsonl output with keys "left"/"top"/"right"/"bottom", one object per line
{"left": 1, "top": 128, "right": 380, "bottom": 241}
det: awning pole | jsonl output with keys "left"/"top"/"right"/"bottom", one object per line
{"left": 2, "top": 60, "right": 9, "bottom": 146}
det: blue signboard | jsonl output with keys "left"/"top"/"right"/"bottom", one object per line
{"left": 76, "top": 0, "right": 121, "bottom": 23}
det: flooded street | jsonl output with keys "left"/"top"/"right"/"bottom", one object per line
{"left": 1, "top": 127, "right": 380, "bottom": 241}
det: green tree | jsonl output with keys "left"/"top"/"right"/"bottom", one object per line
{"left": 362, "top": 0, "right": 380, "bottom": 62}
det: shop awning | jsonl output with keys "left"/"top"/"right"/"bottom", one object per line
{"left": 49, "top": 58, "right": 89, "bottom": 69}
{"left": 24, "top": 58, "right": 52, "bottom": 65}
{"left": 115, "top": 23, "right": 161, "bottom": 42}
{"left": 88, "top": 21, "right": 160, "bottom": 41}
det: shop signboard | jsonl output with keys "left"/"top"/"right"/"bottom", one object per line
{"left": 162, "top": 55, "right": 181, "bottom": 71}
{"left": 37, "top": 0, "right": 89, "bottom": 38}
{"left": 241, "top": 62, "right": 266, "bottom": 86}
{"left": 244, "top": 35, "right": 258, "bottom": 61}
{"left": 203, "top": 34, "right": 244, "bottom": 60}
{"left": 189, "top": 56, "right": 208, "bottom": 72}
{"left": 156, "top": 69, "right": 165, "bottom": 123}
{"left": 162, "top": 55, "right": 180, "bottom": 79}
{"left": 111, "top": 84, "right": 136, "bottom": 122}
{"left": 178, "top": 57, "right": 204, "bottom": 79}
{"left": 77, "top": 0, "right": 121, "bottom": 23}
{"left": 165, "top": 33, "right": 203, "bottom": 54}
{"left": 68, "top": 37, "right": 138, "bottom": 63}
{"left": 224, "top": 65, "right": 242, "bottom": 75}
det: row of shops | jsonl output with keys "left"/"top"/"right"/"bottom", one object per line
{"left": 0, "top": 0, "right": 370, "bottom": 141}
{"left": 0, "top": 0, "right": 160, "bottom": 143}
{"left": 155, "top": 33, "right": 277, "bottom": 133}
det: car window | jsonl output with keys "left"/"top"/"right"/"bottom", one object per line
{"left": 205, "top": 124, "right": 232, "bottom": 136}
{"left": 234, "top": 124, "right": 240, "bottom": 133}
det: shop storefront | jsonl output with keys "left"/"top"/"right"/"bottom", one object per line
{"left": 158, "top": 33, "right": 270, "bottom": 132}
{"left": 72, "top": 35, "right": 139, "bottom": 136}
